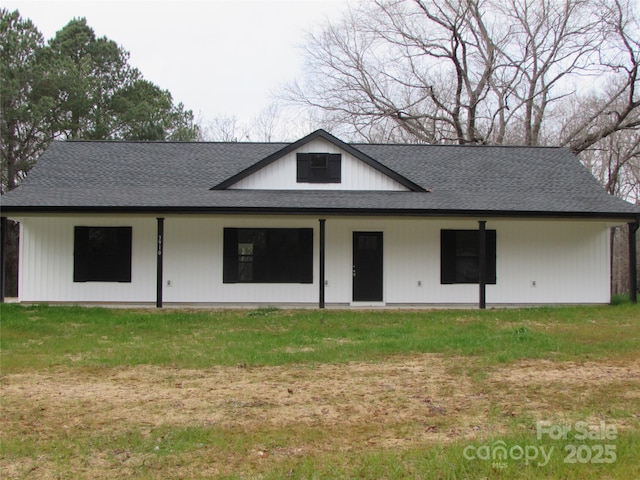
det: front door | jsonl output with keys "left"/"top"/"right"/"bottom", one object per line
{"left": 352, "top": 232, "right": 383, "bottom": 302}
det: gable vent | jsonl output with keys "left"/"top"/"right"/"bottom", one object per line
{"left": 297, "top": 153, "right": 341, "bottom": 183}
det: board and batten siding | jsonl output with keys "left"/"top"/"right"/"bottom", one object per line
{"left": 18, "top": 216, "right": 156, "bottom": 303}
{"left": 321, "top": 218, "right": 611, "bottom": 305}
{"left": 162, "top": 216, "right": 319, "bottom": 304}
{"left": 230, "top": 138, "right": 409, "bottom": 191}
{"left": 15, "top": 215, "right": 612, "bottom": 305}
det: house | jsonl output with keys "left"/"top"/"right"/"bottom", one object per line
{"left": 1, "top": 129, "right": 638, "bottom": 308}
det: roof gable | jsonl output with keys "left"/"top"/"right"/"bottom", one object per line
{"left": 211, "top": 129, "right": 427, "bottom": 192}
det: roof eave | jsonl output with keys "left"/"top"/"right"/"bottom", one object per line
{"left": 4, "top": 205, "right": 639, "bottom": 222}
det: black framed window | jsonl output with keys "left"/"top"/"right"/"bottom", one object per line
{"left": 297, "top": 153, "right": 341, "bottom": 183}
{"left": 224, "top": 228, "right": 313, "bottom": 283}
{"left": 74, "top": 226, "right": 132, "bottom": 282}
{"left": 441, "top": 230, "right": 496, "bottom": 284}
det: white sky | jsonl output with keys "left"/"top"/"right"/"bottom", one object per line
{"left": 4, "top": 0, "right": 350, "bottom": 126}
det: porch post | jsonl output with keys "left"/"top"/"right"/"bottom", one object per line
{"left": 0, "top": 217, "right": 6, "bottom": 303}
{"left": 629, "top": 220, "right": 638, "bottom": 304}
{"left": 319, "top": 218, "right": 326, "bottom": 309}
{"left": 478, "top": 220, "right": 487, "bottom": 310}
{"left": 156, "top": 217, "right": 165, "bottom": 308}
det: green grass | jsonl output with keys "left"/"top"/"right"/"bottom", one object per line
{"left": 247, "top": 431, "right": 640, "bottom": 480}
{"left": 1, "top": 303, "right": 639, "bottom": 373}
{"left": 1, "top": 303, "right": 639, "bottom": 479}
{"left": 3, "top": 422, "right": 638, "bottom": 479}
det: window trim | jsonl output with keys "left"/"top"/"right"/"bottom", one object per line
{"left": 296, "top": 152, "right": 341, "bottom": 183}
{"left": 223, "top": 227, "right": 313, "bottom": 284}
{"left": 73, "top": 226, "right": 132, "bottom": 283}
{"left": 441, "top": 229, "right": 496, "bottom": 285}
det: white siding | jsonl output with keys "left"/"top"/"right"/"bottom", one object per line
{"left": 18, "top": 216, "right": 156, "bottom": 303}
{"left": 163, "top": 216, "right": 319, "bottom": 304}
{"left": 490, "top": 220, "right": 610, "bottom": 303}
{"left": 16, "top": 215, "right": 612, "bottom": 305}
{"left": 231, "top": 138, "right": 408, "bottom": 191}
{"left": 322, "top": 218, "right": 611, "bottom": 305}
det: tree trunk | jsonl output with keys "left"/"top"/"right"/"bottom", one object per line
{"left": 611, "top": 224, "right": 640, "bottom": 297}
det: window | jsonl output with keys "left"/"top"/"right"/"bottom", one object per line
{"left": 74, "top": 226, "right": 132, "bottom": 282}
{"left": 223, "top": 228, "right": 313, "bottom": 283}
{"left": 297, "top": 153, "right": 341, "bottom": 183}
{"left": 441, "top": 230, "right": 496, "bottom": 284}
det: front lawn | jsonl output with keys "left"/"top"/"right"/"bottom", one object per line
{"left": 1, "top": 303, "right": 639, "bottom": 478}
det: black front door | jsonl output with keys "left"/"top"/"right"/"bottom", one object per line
{"left": 352, "top": 232, "right": 383, "bottom": 302}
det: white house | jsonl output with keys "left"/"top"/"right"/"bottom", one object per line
{"left": 1, "top": 129, "right": 638, "bottom": 308}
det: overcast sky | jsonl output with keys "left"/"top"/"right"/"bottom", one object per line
{"left": 5, "top": 0, "right": 350, "bottom": 126}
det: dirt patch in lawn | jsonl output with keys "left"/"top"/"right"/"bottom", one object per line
{"left": 483, "top": 358, "right": 640, "bottom": 423}
{"left": 2, "top": 355, "right": 481, "bottom": 439}
{"left": 2, "top": 355, "right": 640, "bottom": 478}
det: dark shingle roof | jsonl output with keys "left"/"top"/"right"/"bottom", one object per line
{"left": 2, "top": 132, "right": 638, "bottom": 219}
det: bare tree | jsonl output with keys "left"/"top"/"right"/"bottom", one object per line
{"left": 492, "top": 0, "right": 605, "bottom": 146}
{"left": 199, "top": 114, "right": 249, "bottom": 142}
{"left": 199, "top": 104, "right": 316, "bottom": 143}
{"left": 252, "top": 103, "right": 283, "bottom": 142}
{"left": 559, "top": 0, "right": 640, "bottom": 152}
{"left": 285, "top": 0, "right": 639, "bottom": 152}
{"left": 580, "top": 127, "right": 640, "bottom": 295}
{"left": 581, "top": 129, "right": 640, "bottom": 200}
